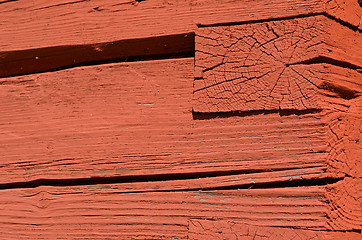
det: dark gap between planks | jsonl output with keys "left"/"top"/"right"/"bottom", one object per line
{"left": 192, "top": 109, "right": 323, "bottom": 120}
{"left": 0, "top": 171, "right": 343, "bottom": 191}
{"left": 0, "top": 33, "right": 195, "bottom": 78}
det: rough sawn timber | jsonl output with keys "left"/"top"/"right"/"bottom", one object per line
{"left": 0, "top": 185, "right": 328, "bottom": 239}
{"left": 0, "top": 58, "right": 329, "bottom": 186}
{"left": 1, "top": 58, "right": 361, "bottom": 232}
{"left": 0, "top": 0, "right": 361, "bottom": 52}
{"left": 0, "top": 0, "right": 361, "bottom": 238}
{"left": 1, "top": 0, "right": 361, "bottom": 78}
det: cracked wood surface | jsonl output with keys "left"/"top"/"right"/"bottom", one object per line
{"left": 324, "top": 97, "right": 362, "bottom": 230}
{"left": 1, "top": 58, "right": 360, "bottom": 232}
{"left": 0, "top": 0, "right": 361, "bottom": 237}
{"left": 0, "top": 186, "right": 328, "bottom": 239}
{"left": 0, "top": 58, "right": 329, "bottom": 185}
{"left": 194, "top": 15, "right": 362, "bottom": 113}
{"left": 193, "top": 14, "right": 362, "bottom": 231}
{"left": 0, "top": 0, "right": 361, "bottom": 53}
{"left": 326, "top": 178, "right": 362, "bottom": 230}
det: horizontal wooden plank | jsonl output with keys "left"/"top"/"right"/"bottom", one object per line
{"left": 189, "top": 219, "right": 362, "bottom": 239}
{"left": 0, "top": 58, "right": 330, "bottom": 185}
{"left": 193, "top": 15, "right": 362, "bottom": 113}
{"left": 0, "top": 185, "right": 327, "bottom": 239}
{"left": 0, "top": 0, "right": 360, "bottom": 53}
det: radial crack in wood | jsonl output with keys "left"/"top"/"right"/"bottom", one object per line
{"left": 193, "top": 15, "right": 362, "bottom": 113}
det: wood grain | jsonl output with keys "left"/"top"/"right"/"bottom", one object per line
{"left": 325, "top": 0, "right": 362, "bottom": 30}
{"left": 324, "top": 96, "right": 362, "bottom": 230}
{"left": 0, "top": 185, "right": 327, "bottom": 239}
{"left": 0, "top": 0, "right": 360, "bottom": 52}
{"left": 2, "top": 58, "right": 359, "bottom": 231}
{"left": 326, "top": 178, "right": 362, "bottom": 230}
{"left": 0, "top": 58, "right": 330, "bottom": 185}
{"left": 193, "top": 15, "right": 362, "bottom": 113}
{"left": 0, "top": 1, "right": 360, "bottom": 236}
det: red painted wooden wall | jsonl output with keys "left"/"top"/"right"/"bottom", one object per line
{"left": 0, "top": 0, "right": 361, "bottom": 239}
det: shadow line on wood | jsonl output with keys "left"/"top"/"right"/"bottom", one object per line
{"left": 192, "top": 109, "right": 323, "bottom": 120}
{"left": 0, "top": 32, "right": 195, "bottom": 78}
{"left": 0, "top": 169, "right": 343, "bottom": 191}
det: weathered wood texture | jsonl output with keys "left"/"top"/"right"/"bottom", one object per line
{"left": 325, "top": 99, "right": 362, "bottom": 230}
{"left": 189, "top": 219, "right": 362, "bottom": 239}
{"left": 194, "top": 14, "right": 362, "bottom": 231}
{"left": 0, "top": 185, "right": 328, "bottom": 239}
{"left": 0, "top": 58, "right": 328, "bottom": 185}
{"left": 0, "top": 0, "right": 361, "bottom": 237}
{"left": 326, "top": 178, "right": 362, "bottom": 230}
{"left": 1, "top": 58, "right": 360, "bottom": 232}
{"left": 1, "top": 0, "right": 360, "bottom": 78}
{"left": 0, "top": 0, "right": 360, "bottom": 53}
{"left": 194, "top": 15, "right": 362, "bottom": 112}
